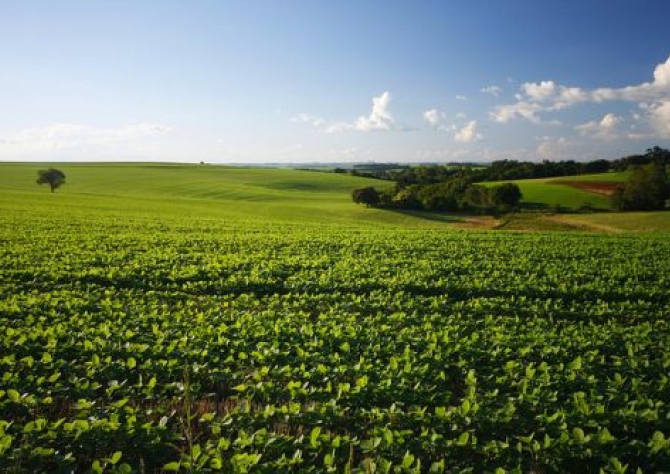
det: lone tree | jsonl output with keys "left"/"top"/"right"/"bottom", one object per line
{"left": 352, "top": 187, "right": 381, "bottom": 207}
{"left": 37, "top": 168, "right": 66, "bottom": 193}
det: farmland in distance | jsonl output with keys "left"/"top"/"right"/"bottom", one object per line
{"left": 1, "top": 163, "right": 670, "bottom": 472}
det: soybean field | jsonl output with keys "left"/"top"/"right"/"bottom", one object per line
{"left": 1, "top": 164, "right": 670, "bottom": 473}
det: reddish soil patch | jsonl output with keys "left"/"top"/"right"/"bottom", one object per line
{"left": 557, "top": 180, "right": 619, "bottom": 196}
{"left": 455, "top": 216, "right": 500, "bottom": 229}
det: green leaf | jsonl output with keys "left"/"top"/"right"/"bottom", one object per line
{"left": 117, "top": 464, "right": 132, "bottom": 474}
{"left": 456, "top": 432, "right": 470, "bottom": 446}
{"left": 126, "top": 357, "right": 137, "bottom": 369}
{"left": 7, "top": 389, "right": 20, "bottom": 402}
{"left": 163, "top": 462, "right": 181, "bottom": 471}
{"left": 461, "top": 399, "right": 471, "bottom": 415}
{"left": 569, "top": 356, "right": 582, "bottom": 371}
{"left": 310, "top": 426, "right": 321, "bottom": 448}
{"left": 650, "top": 431, "right": 667, "bottom": 454}
{"left": 109, "top": 451, "right": 122, "bottom": 465}
{"left": 429, "top": 459, "right": 445, "bottom": 473}
{"left": 91, "top": 460, "right": 103, "bottom": 474}
{"left": 383, "top": 428, "right": 394, "bottom": 446}
{"left": 598, "top": 428, "right": 615, "bottom": 444}
{"left": 402, "top": 451, "right": 415, "bottom": 469}
{"left": 191, "top": 443, "right": 201, "bottom": 461}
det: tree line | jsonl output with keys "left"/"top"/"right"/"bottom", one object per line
{"left": 347, "top": 147, "right": 670, "bottom": 185}
{"left": 352, "top": 147, "right": 670, "bottom": 213}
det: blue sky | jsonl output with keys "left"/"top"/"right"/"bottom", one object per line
{"left": 1, "top": 1, "right": 669, "bottom": 164}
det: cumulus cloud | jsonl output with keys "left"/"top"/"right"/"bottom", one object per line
{"left": 290, "top": 93, "right": 397, "bottom": 134}
{"left": 325, "top": 92, "right": 396, "bottom": 133}
{"left": 355, "top": 91, "right": 395, "bottom": 131}
{"left": 481, "top": 85, "right": 503, "bottom": 97}
{"left": 522, "top": 80, "right": 558, "bottom": 100}
{"left": 423, "top": 108, "right": 446, "bottom": 129}
{"left": 454, "top": 120, "right": 482, "bottom": 143}
{"left": 491, "top": 53, "right": 670, "bottom": 134}
{"left": 576, "top": 113, "right": 623, "bottom": 140}
{"left": 646, "top": 101, "right": 670, "bottom": 137}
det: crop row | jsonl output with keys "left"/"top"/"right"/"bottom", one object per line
{"left": 1, "top": 212, "right": 670, "bottom": 472}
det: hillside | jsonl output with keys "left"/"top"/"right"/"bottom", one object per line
{"left": 0, "top": 163, "right": 458, "bottom": 228}
{"left": 481, "top": 172, "right": 628, "bottom": 212}
{"left": 3, "top": 163, "right": 670, "bottom": 472}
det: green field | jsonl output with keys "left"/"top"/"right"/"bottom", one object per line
{"left": 483, "top": 173, "right": 628, "bottom": 212}
{"left": 0, "top": 163, "right": 452, "bottom": 228}
{"left": 2, "top": 163, "right": 670, "bottom": 472}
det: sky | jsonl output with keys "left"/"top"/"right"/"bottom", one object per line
{"left": 1, "top": 0, "right": 670, "bottom": 164}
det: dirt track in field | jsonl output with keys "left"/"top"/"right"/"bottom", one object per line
{"left": 556, "top": 180, "right": 619, "bottom": 196}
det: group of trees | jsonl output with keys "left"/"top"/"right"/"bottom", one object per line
{"left": 353, "top": 180, "right": 522, "bottom": 214}
{"left": 612, "top": 163, "right": 669, "bottom": 211}
{"left": 610, "top": 146, "right": 670, "bottom": 172}
{"left": 353, "top": 147, "right": 670, "bottom": 215}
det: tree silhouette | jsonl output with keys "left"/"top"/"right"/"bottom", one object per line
{"left": 37, "top": 168, "right": 66, "bottom": 193}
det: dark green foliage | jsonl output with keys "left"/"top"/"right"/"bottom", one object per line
{"left": 460, "top": 185, "right": 491, "bottom": 212}
{"left": 349, "top": 147, "right": 670, "bottom": 187}
{"left": 383, "top": 180, "right": 521, "bottom": 215}
{"left": 390, "top": 185, "right": 422, "bottom": 209}
{"left": 489, "top": 182, "right": 523, "bottom": 210}
{"left": 36, "top": 168, "right": 66, "bottom": 193}
{"left": 416, "top": 176, "right": 471, "bottom": 211}
{"left": 352, "top": 187, "right": 381, "bottom": 207}
{"left": 612, "top": 163, "right": 669, "bottom": 211}
{"left": 611, "top": 146, "right": 670, "bottom": 172}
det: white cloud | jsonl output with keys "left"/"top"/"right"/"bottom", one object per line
{"left": 423, "top": 108, "right": 445, "bottom": 129}
{"left": 492, "top": 53, "right": 670, "bottom": 133}
{"left": 576, "top": 113, "right": 623, "bottom": 140}
{"left": 647, "top": 101, "right": 670, "bottom": 137}
{"left": 522, "top": 80, "right": 558, "bottom": 100}
{"left": 491, "top": 101, "right": 544, "bottom": 123}
{"left": 326, "top": 92, "right": 396, "bottom": 133}
{"left": 456, "top": 95, "right": 467, "bottom": 101}
{"left": 454, "top": 120, "right": 482, "bottom": 143}
{"left": 355, "top": 91, "right": 395, "bottom": 131}
{"left": 481, "top": 85, "right": 502, "bottom": 97}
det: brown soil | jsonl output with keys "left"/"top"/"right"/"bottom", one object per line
{"left": 454, "top": 215, "right": 500, "bottom": 229}
{"left": 557, "top": 180, "right": 619, "bottom": 196}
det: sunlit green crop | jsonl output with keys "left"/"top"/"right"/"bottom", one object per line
{"left": 1, "top": 164, "right": 670, "bottom": 472}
